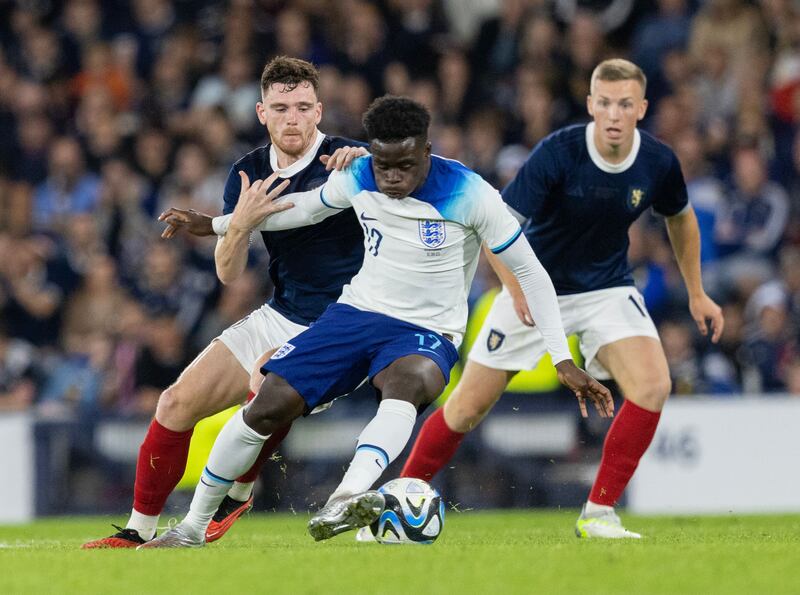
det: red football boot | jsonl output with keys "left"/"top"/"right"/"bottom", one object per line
{"left": 82, "top": 525, "right": 147, "bottom": 549}
{"left": 205, "top": 495, "right": 254, "bottom": 543}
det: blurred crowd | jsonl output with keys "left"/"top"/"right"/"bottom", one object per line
{"left": 1, "top": 0, "right": 800, "bottom": 421}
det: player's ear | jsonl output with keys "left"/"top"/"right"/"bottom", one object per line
{"left": 638, "top": 98, "right": 648, "bottom": 121}
{"left": 315, "top": 101, "right": 322, "bottom": 125}
{"left": 586, "top": 94, "right": 594, "bottom": 117}
{"left": 256, "top": 102, "right": 267, "bottom": 126}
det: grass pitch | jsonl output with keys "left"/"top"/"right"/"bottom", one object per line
{"left": 1, "top": 511, "right": 798, "bottom": 594}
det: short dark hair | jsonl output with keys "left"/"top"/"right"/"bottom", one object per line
{"left": 260, "top": 56, "right": 320, "bottom": 97}
{"left": 362, "top": 96, "right": 431, "bottom": 142}
{"left": 591, "top": 58, "right": 647, "bottom": 95}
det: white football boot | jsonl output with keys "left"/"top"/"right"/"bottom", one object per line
{"left": 575, "top": 504, "right": 642, "bottom": 539}
{"left": 307, "top": 491, "right": 384, "bottom": 542}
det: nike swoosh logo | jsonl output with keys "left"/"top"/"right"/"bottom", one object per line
{"left": 360, "top": 212, "right": 377, "bottom": 221}
{"left": 374, "top": 458, "right": 384, "bottom": 469}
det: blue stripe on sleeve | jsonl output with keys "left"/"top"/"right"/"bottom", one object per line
{"left": 320, "top": 187, "right": 347, "bottom": 209}
{"left": 490, "top": 228, "right": 523, "bottom": 254}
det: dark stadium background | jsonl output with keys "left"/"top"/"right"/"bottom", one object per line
{"left": 1, "top": 0, "right": 799, "bottom": 517}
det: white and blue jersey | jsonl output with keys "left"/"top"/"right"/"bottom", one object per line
{"left": 222, "top": 131, "right": 366, "bottom": 325}
{"left": 315, "top": 155, "right": 522, "bottom": 346}
{"left": 502, "top": 123, "right": 689, "bottom": 295}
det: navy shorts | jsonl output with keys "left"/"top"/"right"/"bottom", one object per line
{"left": 262, "top": 303, "right": 460, "bottom": 411}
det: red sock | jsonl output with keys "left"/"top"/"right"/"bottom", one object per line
{"left": 589, "top": 399, "right": 661, "bottom": 506}
{"left": 235, "top": 423, "right": 292, "bottom": 483}
{"left": 400, "top": 407, "right": 465, "bottom": 480}
{"left": 133, "top": 419, "right": 194, "bottom": 516}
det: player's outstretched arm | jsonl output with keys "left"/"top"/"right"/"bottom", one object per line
{"left": 214, "top": 171, "right": 293, "bottom": 284}
{"left": 493, "top": 235, "right": 613, "bottom": 418}
{"left": 212, "top": 174, "right": 350, "bottom": 236}
{"left": 665, "top": 206, "right": 724, "bottom": 343}
{"left": 158, "top": 208, "right": 215, "bottom": 239}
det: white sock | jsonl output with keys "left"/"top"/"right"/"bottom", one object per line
{"left": 585, "top": 500, "right": 614, "bottom": 515}
{"left": 182, "top": 409, "right": 269, "bottom": 536}
{"left": 328, "top": 399, "right": 417, "bottom": 503}
{"left": 126, "top": 509, "right": 159, "bottom": 541}
{"left": 228, "top": 481, "right": 255, "bottom": 502}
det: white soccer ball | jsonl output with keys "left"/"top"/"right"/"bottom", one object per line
{"left": 369, "top": 477, "right": 445, "bottom": 544}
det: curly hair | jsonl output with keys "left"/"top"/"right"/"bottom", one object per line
{"left": 362, "top": 96, "right": 431, "bottom": 142}
{"left": 260, "top": 56, "right": 320, "bottom": 96}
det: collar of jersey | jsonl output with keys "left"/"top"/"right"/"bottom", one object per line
{"left": 269, "top": 128, "right": 325, "bottom": 178}
{"left": 585, "top": 122, "right": 640, "bottom": 174}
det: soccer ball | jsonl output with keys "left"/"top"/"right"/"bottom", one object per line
{"left": 369, "top": 478, "right": 445, "bottom": 544}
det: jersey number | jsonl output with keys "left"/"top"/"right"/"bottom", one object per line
{"left": 362, "top": 222, "right": 383, "bottom": 257}
{"left": 415, "top": 333, "right": 442, "bottom": 354}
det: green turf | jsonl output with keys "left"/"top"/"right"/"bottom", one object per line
{"left": 1, "top": 511, "right": 798, "bottom": 594}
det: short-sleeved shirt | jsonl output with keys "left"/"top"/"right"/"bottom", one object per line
{"left": 502, "top": 123, "right": 688, "bottom": 295}
{"left": 222, "top": 135, "right": 366, "bottom": 325}
{"left": 318, "top": 155, "right": 521, "bottom": 345}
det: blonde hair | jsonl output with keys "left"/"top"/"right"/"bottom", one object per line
{"left": 590, "top": 59, "right": 647, "bottom": 95}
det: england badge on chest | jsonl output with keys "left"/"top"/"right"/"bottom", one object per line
{"left": 419, "top": 219, "right": 446, "bottom": 248}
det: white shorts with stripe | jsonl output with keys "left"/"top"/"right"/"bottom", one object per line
{"left": 469, "top": 286, "right": 660, "bottom": 380}
{"left": 217, "top": 303, "right": 308, "bottom": 375}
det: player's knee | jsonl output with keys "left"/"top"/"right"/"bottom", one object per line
{"left": 629, "top": 376, "right": 671, "bottom": 410}
{"left": 243, "top": 374, "right": 304, "bottom": 435}
{"left": 445, "top": 388, "right": 495, "bottom": 433}
{"left": 155, "top": 383, "right": 201, "bottom": 430}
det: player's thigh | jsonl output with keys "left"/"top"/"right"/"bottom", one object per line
{"left": 443, "top": 359, "right": 516, "bottom": 433}
{"left": 156, "top": 340, "right": 250, "bottom": 429}
{"left": 573, "top": 287, "right": 660, "bottom": 379}
{"left": 217, "top": 304, "right": 308, "bottom": 384}
{"left": 370, "top": 327, "right": 460, "bottom": 408}
{"left": 157, "top": 305, "right": 306, "bottom": 428}
{"left": 373, "top": 354, "right": 447, "bottom": 408}
{"left": 595, "top": 336, "right": 671, "bottom": 412}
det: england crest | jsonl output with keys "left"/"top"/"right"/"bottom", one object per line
{"left": 272, "top": 343, "right": 295, "bottom": 360}
{"left": 419, "top": 219, "right": 446, "bottom": 248}
{"left": 487, "top": 329, "right": 505, "bottom": 352}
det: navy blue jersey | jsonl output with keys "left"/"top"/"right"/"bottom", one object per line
{"left": 502, "top": 124, "right": 688, "bottom": 294}
{"left": 222, "top": 136, "right": 366, "bottom": 325}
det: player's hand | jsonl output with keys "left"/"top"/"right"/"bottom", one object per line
{"left": 689, "top": 292, "right": 724, "bottom": 343}
{"left": 555, "top": 360, "right": 614, "bottom": 418}
{"left": 230, "top": 171, "right": 293, "bottom": 233}
{"left": 320, "top": 146, "right": 369, "bottom": 171}
{"left": 158, "top": 208, "right": 215, "bottom": 238}
{"left": 510, "top": 287, "right": 535, "bottom": 327}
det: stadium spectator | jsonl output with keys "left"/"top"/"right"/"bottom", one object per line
{"left": 630, "top": 0, "right": 691, "bottom": 81}
{"left": 0, "top": 322, "right": 38, "bottom": 412}
{"left": 715, "top": 144, "right": 790, "bottom": 262}
{"left": 740, "top": 282, "right": 798, "bottom": 392}
{"left": 37, "top": 331, "right": 114, "bottom": 417}
{"left": 132, "top": 315, "right": 189, "bottom": 416}
{"left": 32, "top": 137, "right": 101, "bottom": 232}
{"left": 191, "top": 51, "right": 260, "bottom": 135}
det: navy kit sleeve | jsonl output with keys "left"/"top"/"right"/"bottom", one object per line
{"left": 652, "top": 152, "right": 689, "bottom": 217}
{"left": 501, "top": 140, "right": 560, "bottom": 220}
{"left": 222, "top": 165, "right": 241, "bottom": 216}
